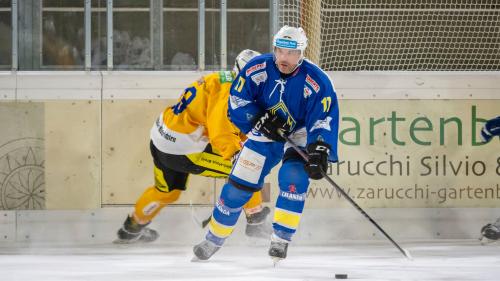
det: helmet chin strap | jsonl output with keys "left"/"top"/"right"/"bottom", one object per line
{"left": 294, "top": 57, "right": 304, "bottom": 69}
{"left": 273, "top": 52, "right": 304, "bottom": 75}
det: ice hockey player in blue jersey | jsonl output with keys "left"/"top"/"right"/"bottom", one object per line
{"left": 193, "top": 25, "right": 340, "bottom": 263}
{"left": 478, "top": 116, "right": 500, "bottom": 244}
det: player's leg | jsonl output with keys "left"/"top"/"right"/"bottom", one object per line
{"left": 193, "top": 140, "right": 284, "bottom": 260}
{"left": 115, "top": 144, "right": 188, "bottom": 244}
{"left": 269, "top": 148, "right": 310, "bottom": 260}
{"left": 189, "top": 144, "right": 272, "bottom": 238}
{"left": 193, "top": 183, "right": 254, "bottom": 260}
{"left": 243, "top": 191, "right": 272, "bottom": 238}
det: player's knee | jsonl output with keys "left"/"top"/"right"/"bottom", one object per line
{"left": 153, "top": 186, "right": 182, "bottom": 204}
{"left": 279, "top": 159, "right": 309, "bottom": 193}
{"left": 220, "top": 183, "right": 253, "bottom": 208}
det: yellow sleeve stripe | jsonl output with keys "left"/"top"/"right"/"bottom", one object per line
{"left": 208, "top": 218, "right": 234, "bottom": 238}
{"left": 273, "top": 208, "right": 302, "bottom": 230}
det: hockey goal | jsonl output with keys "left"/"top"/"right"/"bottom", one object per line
{"left": 279, "top": 1, "right": 500, "bottom": 71}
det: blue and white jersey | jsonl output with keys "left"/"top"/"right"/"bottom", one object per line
{"left": 228, "top": 53, "right": 339, "bottom": 162}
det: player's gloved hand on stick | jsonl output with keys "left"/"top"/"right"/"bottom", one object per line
{"left": 304, "top": 141, "right": 330, "bottom": 180}
{"left": 253, "top": 111, "right": 288, "bottom": 142}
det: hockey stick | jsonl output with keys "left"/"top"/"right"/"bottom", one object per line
{"left": 283, "top": 135, "right": 412, "bottom": 260}
{"left": 201, "top": 215, "right": 211, "bottom": 228}
{"left": 189, "top": 200, "right": 212, "bottom": 228}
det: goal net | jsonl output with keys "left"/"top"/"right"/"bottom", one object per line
{"left": 279, "top": 1, "right": 500, "bottom": 71}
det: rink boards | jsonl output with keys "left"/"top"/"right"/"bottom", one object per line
{"left": 0, "top": 71, "right": 499, "bottom": 242}
{"left": 0, "top": 207, "right": 499, "bottom": 244}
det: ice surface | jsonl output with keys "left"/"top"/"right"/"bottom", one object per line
{"left": 0, "top": 240, "right": 499, "bottom": 281}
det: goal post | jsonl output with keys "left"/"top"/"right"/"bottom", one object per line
{"left": 300, "top": 0, "right": 321, "bottom": 65}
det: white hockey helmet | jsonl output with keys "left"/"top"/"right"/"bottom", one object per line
{"left": 233, "top": 49, "right": 261, "bottom": 74}
{"left": 273, "top": 25, "right": 308, "bottom": 57}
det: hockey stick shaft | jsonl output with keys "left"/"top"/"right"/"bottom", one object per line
{"left": 284, "top": 135, "right": 412, "bottom": 260}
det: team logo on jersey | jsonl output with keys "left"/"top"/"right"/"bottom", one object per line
{"left": 251, "top": 71, "right": 267, "bottom": 85}
{"left": 288, "top": 184, "right": 296, "bottom": 193}
{"left": 309, "top": 116, "right": 333, "bottom": 132}
{"left": 305, "top": 74, "right": 320, "bottom": 93}
{"left": 303, "top": 86, "right": 312, "bottom": 98}
{"left": 246, "top": 62, "right": 266, "bottom": 76}
{"left": 268, "top": 102, "right": 297, "bottom": 132}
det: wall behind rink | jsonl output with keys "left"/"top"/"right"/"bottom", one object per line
{"left": 0, "top": 71, "right": 498, "bottom": 211}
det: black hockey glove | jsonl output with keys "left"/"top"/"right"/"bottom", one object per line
{"left": 304, "top": 141, "right": 330, "bottom": 180}
{"left": 253, "top": 111, "right": 288, "bottom": 142}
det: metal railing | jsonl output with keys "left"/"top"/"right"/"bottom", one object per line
{"left": 5, "top": 0, "right": 278, "bottom": 71}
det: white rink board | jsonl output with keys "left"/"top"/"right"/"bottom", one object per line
{"left": 0, "top": 207, "right": 499, "bottom": 244}
{"left": 0, "top": 71, "right": 499, "bottom": 100}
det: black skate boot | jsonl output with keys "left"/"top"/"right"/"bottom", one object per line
{"left": 268, "top": 233, "right": 289, "bottom": 265}
{"left": 192, "top": 239, "right": 221, "bottom": 261}
{"left": 114, "top": 216, "right": 159, "bottom": 244}
{"left": 480, "top": 223, "right": 500, "bottom": 244}
{"left": 245, "top": 206, "right": 272, "bottom": 239}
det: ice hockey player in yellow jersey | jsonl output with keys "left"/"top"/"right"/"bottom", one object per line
{"left": 115, "top": 49, "right": 270, "bottom": 243}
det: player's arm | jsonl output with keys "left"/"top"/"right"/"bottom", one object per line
{"left": 303, "top": 78, "right": 340, "bottom": 179}
{"left": 206, "top": 87, "right": 242, "bottom": 160}
{"left": 481, "top": 116, "right": 500, "bottom": 143}
{"left": 228, "top": 64, "right": 263, "bottom": 134}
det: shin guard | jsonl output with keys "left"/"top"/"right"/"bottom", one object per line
{"left": 273, "top": 159, "right": 309, "bottom": 241}
{"left": 133, "top": 186, "right": 181, "bottom": 224}
{"left": 206, "top": 183, "right": 253, "bottom": 246}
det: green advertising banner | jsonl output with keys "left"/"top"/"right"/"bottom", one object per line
{"left": 300, "top": 100, "right": 499, "bottom": 208}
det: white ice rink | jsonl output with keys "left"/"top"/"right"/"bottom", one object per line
{"left": 1, "top": 240, "right": 499, "bottom": 281}
{"left": 1, "top": 207, "right": 500, "bottom": 281}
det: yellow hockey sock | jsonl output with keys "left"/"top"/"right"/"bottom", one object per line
{"left": 133, "top": 186, "right": 181, "bottom": 224}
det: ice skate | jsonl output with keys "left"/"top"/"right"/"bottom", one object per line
{"left": 113, "top": 216, "right": 159, "bottom": 244}
{"left": 479, "top": 223, "right": 499, "bottom": 245}
{"left": 268, "top": 233, "right": 289, "bottom": 266}
{"left": 245, "top": 206, "right": 272, "bottom": 239}
{"left": 192, "top": 239, "right": 220, "bottom": 261}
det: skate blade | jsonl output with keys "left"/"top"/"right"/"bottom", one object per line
{"left": 272, "top": 257, "right": 283, "bottom": 267}
{"left": 113, "top": 239, "right": 133, "bottom": 244}
{"left": 480, "top": 236, "right": 497, "bottom": 245}
{"left": 112, "top": 237, "right": 141, "bottom": 244}
{"left": 191, "top": 256, "right": 209, "bottom": 263}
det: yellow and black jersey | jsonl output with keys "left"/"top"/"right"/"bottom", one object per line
{"left": 151, "top": 71, "right": 243, "bottom": 160}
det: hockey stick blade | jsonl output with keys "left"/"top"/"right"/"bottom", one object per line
{"left": 201, "top": 215, "right": 211, "bottom": 228}
{"left": 189, "top": 200, "right": 211, "bottom": 229}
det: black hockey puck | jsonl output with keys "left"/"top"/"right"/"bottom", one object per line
{"left": 335, "top": 274, "right": 348, "bottom": 279}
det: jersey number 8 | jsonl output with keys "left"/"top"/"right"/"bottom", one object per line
{"left": 172, "top": 87, "right": 197, "bottom": 115}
